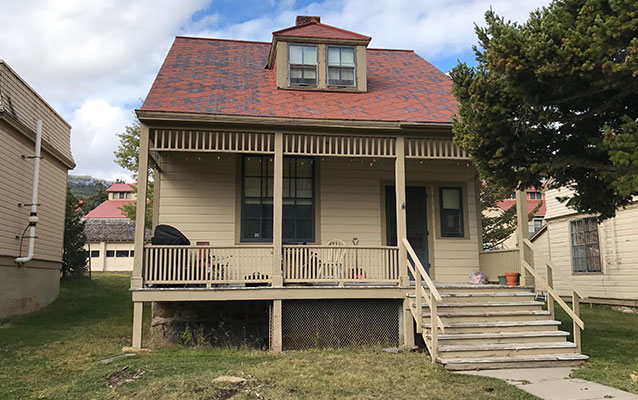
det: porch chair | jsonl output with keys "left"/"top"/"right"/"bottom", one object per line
{"left": 322, "top": 239, "right": 346, "bottom": 281}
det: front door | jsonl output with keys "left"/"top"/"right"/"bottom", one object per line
{"left": 385, "top": 186, "right": 429, "bottom": 274}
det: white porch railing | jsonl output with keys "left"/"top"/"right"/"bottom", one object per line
{"left": 143, "top": 245, "right": 273, "bottom": 286}
{"left": 282, "top": 245, "right": 400, "bottom": 284}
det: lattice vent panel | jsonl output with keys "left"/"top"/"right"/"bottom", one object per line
{"left": 281, "top": 299, "right": 400, "bottom": 350}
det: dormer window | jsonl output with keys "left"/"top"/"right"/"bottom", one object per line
{"left": 289, "top": 44, "right": 317, "bottom": 86}
{"left": 327, "top": 46, "right": 355, "bottom": 87}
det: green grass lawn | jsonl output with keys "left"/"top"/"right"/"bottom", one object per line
{"left": 0, "top": 274, "right": 536, "bottom": 400}
{"left": 553, "top": 302, "right": 638, "bottom": 394}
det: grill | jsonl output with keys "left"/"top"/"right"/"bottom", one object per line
{"left": 280, "top": 299, "right": 400, "bottom": 350}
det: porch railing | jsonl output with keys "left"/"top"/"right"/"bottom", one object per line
{"left": 282, "top": 245, "right": 400, "bottom": 284}
{"left": 521, "top": 238, "right": 586, "bottom": 352}
{"left": 143, "top": 245, "right": 273, "bottom": 286}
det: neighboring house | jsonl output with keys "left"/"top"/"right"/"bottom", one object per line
{"left": 128, "top": 16, "right": 587, "bottom": 369}
{"left": 490, "top": 188, "right": 546, "bottom": 249}
{"left": 0, "top": 60, "right": 75, "bottom": 318}
{"left": 84, "top": 183, "right": 140, "bottom": 272}
{"left": 531, "top": 186, "right": 638, "bottom": 306}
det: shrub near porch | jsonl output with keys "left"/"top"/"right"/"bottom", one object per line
{"left": 0, "top": 274, "right": 536, "bottom": 400}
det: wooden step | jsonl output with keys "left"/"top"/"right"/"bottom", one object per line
{"left": 434, "top": 284, "right": 534, "bottom": 295}
{"left": 439, "top": 353, "right": 589, "bottom": 371}
{"left": 423, "top": 310, "right": 552, "bottom": 322}
{"left": 423, "top": 301, "right": 545, "bottom": 312}
{"left": 427, "top": 330, "right": 569, "bottom": 345}
{"left": 425, "top": 319, "right": 561, "bottom": 334}
{"left": 438, "top": 341, "right": 577, "bottom": 358}
{"left": 440, "top": 292, "right": 536, "bottom": 303}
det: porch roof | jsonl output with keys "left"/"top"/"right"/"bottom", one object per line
{"left": 140, "top": 37, "right": 457, "bottom": 123}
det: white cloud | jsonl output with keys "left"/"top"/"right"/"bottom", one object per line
{"left": 68, "top": 99, "right": 132, "bottom": 181}
{"left": 1, "top": 0, "right": 550, "bottom": 179}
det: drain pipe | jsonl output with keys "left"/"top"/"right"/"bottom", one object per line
{"left": 15, "top": 120, "right": 42, "bottom": 265}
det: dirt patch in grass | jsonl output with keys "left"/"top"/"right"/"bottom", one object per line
{"left": 106, "top": 366, "right": 145, "bottom": 387}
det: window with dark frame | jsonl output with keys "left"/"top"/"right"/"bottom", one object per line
{"left": 439, "top": 187, "right": 464, "bottom": 237}
{"left": 327, "top": 46, "right": 355, "bottom": 86}
{"left": 289, "top": 44, "right": 317, "bottom": 86}
{"left": 241, "top": 155, "right": 314, "bottom": 243}
{"left": 118, "top": 192, "right": 125, "bottom": 199}
{"left": 106, "top": 250, "right": 115, "bottom": 257}
{"left": 90, "top": 250, "right": 100, "bottom": 258}
{"left": 570, "top": 217, "right": 601, "bottom": 273}
{"left": 115, "top": 250, "right": 129, "bottom": 257}
{"left": 528, "top": 191, "right": 542, "bottom": 200}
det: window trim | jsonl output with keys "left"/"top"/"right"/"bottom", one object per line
{"left": 569, "top": 217, "right": 602, "bottom": 274}
{"left": 439, "top": 186, "right": 464, "bottom": 238}
{"left": 326, "top": 45, "right": 356, "bottom": 88}
{"left": 288, "top": 43, "right": 318, "bottom": 87}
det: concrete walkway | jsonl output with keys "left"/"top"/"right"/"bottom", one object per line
{"left": 460, "top": 367, "right": 638, "bottom": 400}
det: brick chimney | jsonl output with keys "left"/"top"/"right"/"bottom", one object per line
{"left": 296, "top": 16, "right": 320, "bottom": 26}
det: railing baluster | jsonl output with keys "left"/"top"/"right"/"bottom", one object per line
{"left": 546, "top": 263, "right": 555, "bottom": 319}
{"left": 573, "top": 291, "right": 581, "bottom": 353}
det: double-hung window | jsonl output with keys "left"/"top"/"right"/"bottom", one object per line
{"left": 570, "top": 217, "right": 601, "bottom": 273}
{"left": 327, "top": 46, "right": 355, "bottom": 86}
{"left": 241, "top": 156, "right": 315, "bottom": 243}
{"left": 289, "top": 44, "right": 317, "bottom": 86}
{"left": 440, "top": 187, "right": 464, "bottom": 237}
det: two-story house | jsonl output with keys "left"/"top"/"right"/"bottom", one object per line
{"left": 130, "top": 16, "right": 588, "bottom": 370}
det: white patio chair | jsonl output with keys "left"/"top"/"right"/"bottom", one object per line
{"left": 323, "top": 239, "right": 346, "bottom": 281}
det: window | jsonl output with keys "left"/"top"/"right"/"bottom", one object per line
{"left": 439, "top": 187, "right": 464, "bottom": 237}
{"left": 118, "top": 192, "right": 125, "bottom": 199}
{"left": 530, "top": 217, "right": 543, "bottom": 234}
{"left": 130, "top": 250, "right": 134, "bottom": 257}
{"left": 240, "top": 155, "right": 315, "bottom": 242}
{"left": 126, "top": 193, "right": 131, "bottom": 199}
{"left": 283, "top": 157, "right": 314, "bottom": 243}
{"left": 106, "top": 250, "right": 115, "bottom": 257}
{"left": 528, "top": 191, "right": 542, "bottom": 200}
{"left": 116, "top": 250, "right": 129, "bottom": 257}
{"left": 90, "top": 250, "right": 100, "bottom": 258}
{"left": 570, "top": 217, "right": 601, "bottom": 273}
{"left": 507, "top": 193, "right": 517, "bottom": 199}
{"left": 327, "top": 46, "right": 355, "bottom": 86}
{"left": 289, "top": 44, "right": 317, "bottom": 86}
{"left": 242, "top": 156, "right": 274, "bottom": 241}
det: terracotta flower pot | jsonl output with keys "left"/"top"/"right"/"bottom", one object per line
{"left": 505, "top": 272, "right": 520, "bottom": 286}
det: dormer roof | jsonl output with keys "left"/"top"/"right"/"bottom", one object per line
{"left": 106, "top": 183, "right": 134, "bottom": 193}
{"left": 272, "top": 21, "right": 371, "bottom": 42}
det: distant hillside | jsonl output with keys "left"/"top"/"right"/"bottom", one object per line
{"left": 68, "top": 175, "right": 113, "bottom": 200}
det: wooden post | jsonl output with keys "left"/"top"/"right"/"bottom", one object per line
{"left": 572, "top": 291, "right": 581, "bottom": 353}
{"left": 131, "top": 123, "right": 149, "bottom": 289}
{"left": 395, "top": 136, "right": 409, "bottom": 286}
{"left": 272, "top": 132, "right": 284, "bottom": 286}
{"left": 401, "top": 298, "right": 415, "bottom": 348}
{"left": 132, "top": 302, "right": 143, "bottom": 349}
{"left": 515, "top": 188, "right": 530, "bottom": 286}
{"left": 151, "top": 168, "right": 160, "bottom": 231}
{"left": 271, "top": 299, "right": 283, "bottom": 352}
{"left": 430, "top": 299, "right": 438, "bottom": 363}
{"left": 415, "top": 266, "right": 423, "bottom": 334}
{"left": 546, "top": 263, "right": 555, "bottom": 319}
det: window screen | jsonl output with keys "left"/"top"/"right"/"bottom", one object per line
{"left": 570, "top": 217, "right": 601, "bottom": 273}
{"left": 439, "top": 187, "right": 464, "bottom": 237}
{"left": 241, "top": 156, "right": 273, "bottom": 241}
{"left": 283, "top": 157, "right": 314, "bottom": 243}
{"left": 289, "top": 45, "right": 317, "bottom": 85}
{"left": 327, "top": 46, "right": 355, "bottom": 86}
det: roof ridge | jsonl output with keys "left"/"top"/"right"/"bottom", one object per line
{"left": 272, "top": 21, "right": 371, "bottom": 41}
{"left": 367, "top": 48, "right": 415, "bottom": 53}
{"left": 175, "top": 36, "right": 271, "bottom": 45}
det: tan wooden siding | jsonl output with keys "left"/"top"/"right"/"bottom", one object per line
{"left": 0, "top": 62, "right": 73, "bottom": 164}
{"left": 155, "top": 156, "right": 481, "bottom": 283}
{"left": 533, "top": 205, "right": 638, "bottom": 300}
{"left": 0, "top": 124, "right": 67, "bottom": 263}
{"left": 157, "top": 155, "right": 236, "bottom": 245}
{"left": 544, "top": 187, "right": 579, "bottom": 220}
{"left": 479, "top": 249, "right": 520, "bottom": 282}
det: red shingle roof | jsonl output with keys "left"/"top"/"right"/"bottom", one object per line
{"left": 140, "top": 37, "right": 457, "bottom": 123}
{"left": 85, "top": 200, "right": 132, "bottom": 218}
{"left": 497, "top": 199, "right": 546, "bottom": 217}
{"left": 106, "top": 183, "right": 134, "bottom": 192}
{"left": 272, "top": 22, "right": 371, "bottom": 41}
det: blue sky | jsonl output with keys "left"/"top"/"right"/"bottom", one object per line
{"left": 1, "top": 0, "right": 550, "bottom": 180}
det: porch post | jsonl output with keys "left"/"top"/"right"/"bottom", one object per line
{"left": 516, "top": 188, "right": 530, "bottom": 286}
{"left": 395, "top": 136, "right": 409, "bottom": 286}
{"left": 272, "top": 132, "right": 284, "bottom": 286}
{"left": 151, "top": 167, "right": 160, "bottom": 230}
{"left": 271, "top": 299, "right": 283, "bottom": 352}
{"left": 132, "top": 301, "right": 143, "bottom": 348}
{"left": 131, "top": 122, "right": 149, "bottom": 290}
